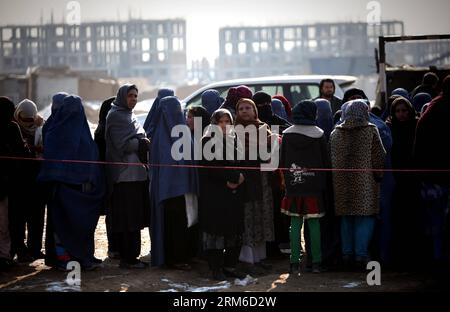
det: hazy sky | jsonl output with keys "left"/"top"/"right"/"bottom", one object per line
{"left": 1, "top": 0, "right": 449, "bottom": 64}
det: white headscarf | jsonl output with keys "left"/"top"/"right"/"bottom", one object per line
{"left": 14, "top": 99, "right": 38, "bottom": 136}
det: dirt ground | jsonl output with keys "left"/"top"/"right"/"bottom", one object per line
{"left": 0, "top": 217, "right": 443, "bottom": 292}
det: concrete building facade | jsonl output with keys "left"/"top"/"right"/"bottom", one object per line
{"left": 0, "top": 19, "right": 187, "bottom": 85}
{"left": 216, "top": 21, "right": 404, "bottom": 79}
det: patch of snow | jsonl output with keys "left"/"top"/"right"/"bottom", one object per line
{"left": 342, "top": 281, "right": 361, "bottom": 288}
{"left": 46, "top": 281, "right": 81, "bottom": 292}
{"left": 234, "top": 275, "right": 258, "bottom": 286}
{"left": 160, "top": 278, "right": 231, "bottom": 292}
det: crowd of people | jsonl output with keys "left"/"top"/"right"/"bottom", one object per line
{"left": 0, "top": 73, "right": 449, "bottom": 282}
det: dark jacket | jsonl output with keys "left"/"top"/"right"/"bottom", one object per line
{"left": 199, "top": 135, "right": 244, "bottom": 236}
{"left": 280, "top": 130, "right": 330, "bottom": 198}
{"left": 0, "top": 122, "right": 31, "bottom": 199}
{"left": 411, "top": 84, "right": 438, "bottom": 99}
{"left": 414, "top": 94, "right": 450, "bottom": 186}
{"left": 260, "top": 114, "right": 291, "bottom": 133}
{"left": 387, "top": 118, "right": 418, "bottom": 183}
{"left": 94, "top": 97, "right": 115, "bottom": 162}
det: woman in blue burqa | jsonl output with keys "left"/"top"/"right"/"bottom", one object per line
{"left": 143, "top": 88, "right": 175, "bottom": 138}
{"left": 42, "top": 92, "right": 68, "bottom": 140}
{"left": 150, "top": 96, "right": 199, "bottom": 269}
{"left": 38, "top": 95, "right": 104, "bottom": 270}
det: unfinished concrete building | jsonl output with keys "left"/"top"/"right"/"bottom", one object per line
{"left": 0, "top": 19, "right": 187, "bottom": 85}
{"left": 216, "top": 21, "right": 404, "bottom": 79}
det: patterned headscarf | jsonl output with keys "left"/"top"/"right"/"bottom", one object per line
{"left": 342, "top": 100, "right": 369, "bottom": 126}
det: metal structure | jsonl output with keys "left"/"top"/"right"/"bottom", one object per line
{"left": 377, "top": 34, "right": 450, "bottom": 108}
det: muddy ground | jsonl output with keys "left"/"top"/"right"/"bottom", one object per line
{"left": 0, "top": 217, "right": 444, "bottom": 292}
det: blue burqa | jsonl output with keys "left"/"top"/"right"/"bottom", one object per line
{"left": 38, "top": 95, "right": 104, "bottom": 266}
{"left": 150, "top": 96, "right": 199, "bottom": 266}
{"left": 201, "top": 89, "right": 223, "bottom": 116}
{"left": 412, "top": 92, "right": 432, "bottom": 113}
{"left": 143, "top": 88, "right": 175, "bottom": 137}
{"left": 271, "top": 98, "right": 288, "bottom": 120}
{"left": 314, "top": 99, "right": 333, "bottom": 140}
{"left": 42, "top": 92, "right": 68, "bottom": 139}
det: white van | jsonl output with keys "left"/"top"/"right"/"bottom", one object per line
{"left": 182, "top": 75, "right": 357, "bottom": 108}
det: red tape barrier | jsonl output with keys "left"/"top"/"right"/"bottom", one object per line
{"left": 1, "top": 155, "right": 449, "bottom": 173}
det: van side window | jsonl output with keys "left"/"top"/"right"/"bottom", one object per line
{"left": 261, "top": 85, "right": 283, "bottom": 96}
{"left": 188, "top": 94, "right": 203, "bottom": 107}
{"left": 290, "top": 84, "right": 320, "bottom": 104}
{"left": 307, "top": 85, "right": 320, "bottom": 99}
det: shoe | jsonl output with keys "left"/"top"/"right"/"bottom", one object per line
{"left": 289, "top": 263, "right": 299, "bottom": 274}
{"left": 170, "top": 263, "right": 192, "bottom": 271}
{"left": 31, "top": 251, "right": 45, "bottom": 260}
{"left": 342, "top": 255, "right": 354, "bottom": 271}
{"left": 17, "top": 252, "right": 34, "bottom": 263}
{"left": 244, "top": 264, "right": 266, "bottom": 276}
{"left": 83, "top": 262, "right": 103, "bottom": 271}
{"left": 91, "top": 257, "right": 103, "bottom": 264}
{"left": 0, "top": 258, "right": 15, "bottom": 271}
{"left": 140, "top": 253, "right": 151, "bottom": 264}
{"left": 119, "top": 260, "right": 149, "bottom": 269}
{"left": 108, "top": 251, "right": 120, "bottom": 260}
{"left": 212, "top": 269, "right": 227, "bottom": 281}
{"left": 56, "top": 261, "right": 71, "bottom": 272}
{"left": 266, "top": 245, "right": 285, "bottom": 260}
{"left": 223, "top": 267, "right": 247, "bottom": 279}
{"left": 354, "top": 258, "right": 369, "bottom": 272}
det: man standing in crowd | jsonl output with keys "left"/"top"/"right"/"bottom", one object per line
{"left": 316, "top": 79, "right": 342, "bottom": 116}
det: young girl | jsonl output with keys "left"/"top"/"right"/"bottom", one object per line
{"left": 199, "top": 108, "right": 246, "bottom": 280}
{"left": 280, "top": 100, "right": 330, "bottom": 274}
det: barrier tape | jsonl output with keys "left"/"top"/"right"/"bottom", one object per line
{"left": 1, "top": 155, "right": 449, "bottom": 173}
